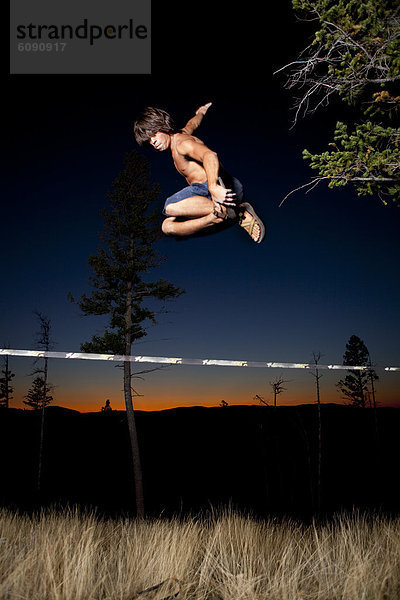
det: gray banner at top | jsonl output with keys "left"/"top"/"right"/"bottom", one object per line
{"left": 10, "top": 0, "right": 151, "bottom": 74}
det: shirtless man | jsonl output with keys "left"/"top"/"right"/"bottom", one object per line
{"left": 133, "top": 103, "right": 265, "bottom": 243}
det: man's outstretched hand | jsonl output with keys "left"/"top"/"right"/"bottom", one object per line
{"left": 196, "top": 102, "right": 212, "bottom": 116}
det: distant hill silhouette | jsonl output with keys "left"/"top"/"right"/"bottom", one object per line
{"left": 1, "top": 404, "right": 399, "bottom": 517}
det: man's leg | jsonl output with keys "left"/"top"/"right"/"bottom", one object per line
{"left": 162, "top": 196, "right": 225, "bottom": 236}
{"left": 162, "top": 195, "right": 264, "bottom": 241}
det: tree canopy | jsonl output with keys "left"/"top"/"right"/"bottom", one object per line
{"left": 278, "top": 0, "right": 400, "bottom": 205}
{"left": 336, "top": 334, "right": 378, "bottom": 407}
{"left": 74, "top": 151, "right": 184, "bottom": 355}
{"left": 24, "top": 376, "right": 53, "bottom": 410}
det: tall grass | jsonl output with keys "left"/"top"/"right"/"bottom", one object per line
{"left": 1, "top": 507, "right": 399, "bottom": 599}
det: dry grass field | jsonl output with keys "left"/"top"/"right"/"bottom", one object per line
{"left": 1, "top": 507, "right": 399, "bottom": 599}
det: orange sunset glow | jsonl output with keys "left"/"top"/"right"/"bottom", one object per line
{"left": 10, "top": 367, "right": 400, "bottom": 412}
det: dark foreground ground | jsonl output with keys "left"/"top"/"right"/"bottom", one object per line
{"left": 1, "top": 404, "right": 399, "bottom": 517}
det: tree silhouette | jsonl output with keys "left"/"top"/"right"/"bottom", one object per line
{"left": 24, "top": 376, "right": 53, "bottom": 410}
{"left": 269, "top": 376, "right": 289, "bottom": 408}
{"left": 310, "top": 351, "right": 323, "bottom": 510}
{"left": 24, "top": 311, "right": 55, "bottom": 494}
{"left": 70, "top": 151, "right": 184, "bottom": 517}
{"left": 24, "top": 312, "right": 55, "bottom": 410}
{"left": 0, "top": 355, "right": 15, "bottom": 409}
{"left": 337, "top": 335, "right": 378, "bottom": 407}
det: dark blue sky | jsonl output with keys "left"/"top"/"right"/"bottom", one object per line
{"left": 3, "top": 2, "right": 399, "bottom": 410}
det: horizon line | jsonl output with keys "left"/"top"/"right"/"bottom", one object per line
{"left": 6, "top": 401, "right": 400, "bottom": 414}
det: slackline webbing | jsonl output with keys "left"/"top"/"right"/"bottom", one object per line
{"left": 0, "top": 348, "right": 399, "bottom": 371}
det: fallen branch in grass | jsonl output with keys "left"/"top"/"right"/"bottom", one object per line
{"left": 133, "top": 577, "right": 180, "bottom": 600}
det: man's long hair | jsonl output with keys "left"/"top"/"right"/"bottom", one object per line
{"left": 133, "top": 107, "right": 177, "bottom": 146}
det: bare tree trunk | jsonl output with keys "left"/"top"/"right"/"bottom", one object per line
{"left": 124, "top": 256, "right": 145, "bottom": 518}
{"left": 124, "top": 360, "right": 145, "bottom": 518}
{"left": 37, "top": 398, "right": 45, "bottom": 494}
{"left": 368, "top": 356, "right": 380, "bottom": 503}
{"left": 315, "top": 366, "right": 322, "bottom": 511}
{"left": 311, "top": 353, "right": 323, "bottom": 511}
{"left": 37, "top": 352, "right": 49, "bottom": 495}
{"left": 369, "top": 362, "right": 379, "bottom": 445}
{"left": 4, "top": 356, "right": 10, "bottom": 409}
{"left": 358, "top": 371, "right": 366, "bottom": 407}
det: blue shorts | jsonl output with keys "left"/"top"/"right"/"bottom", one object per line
{"left": 163, "top": 178, "right": 244, "bottom": 215}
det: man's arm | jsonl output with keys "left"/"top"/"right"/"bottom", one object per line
{"left": 181, "top": 102, "right": 212, "bottom": 135}
{"left": 177, "top": 137, "right": 237, "bottom": 206}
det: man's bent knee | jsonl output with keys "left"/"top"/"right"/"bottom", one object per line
{"left": 164, "top": 202, "right": 183, "bottom": 217}
{"left": 162, "top": 217, "right": 176, "bottom": 236}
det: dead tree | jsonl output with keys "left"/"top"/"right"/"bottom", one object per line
{"left": 254, "top": 394, "right": 269, "bottom": 407}
{"left": 269, "top": 376, "right": 289, "bottom": 408}
{"left": 310, "top": 351, "right": 323, "bottom": 510}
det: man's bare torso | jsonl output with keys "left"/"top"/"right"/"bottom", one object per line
{"left": 171, "top": 132, "right": 208, "bottom": 185}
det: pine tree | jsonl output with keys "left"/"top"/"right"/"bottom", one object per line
{"left": 70, "top": 150, "right": 184, "bottom": 517}
{"left": 24, "top": 376, "right": 53, "bottom": 410}
{"left": 24, "top": 311, "right": 55, "bottom": 494}
{"left": 0, "top": 356, "right": 15, "bottom": 408}
{"left": 336, "top": 335, "right": 378, "bottom": 407}
{"left": 277, "top": 0, "right": 400, "bottom": 205}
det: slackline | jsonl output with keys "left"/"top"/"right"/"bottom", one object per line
{"left": 0, "top": 348, "right": 398, "bottom": 371}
